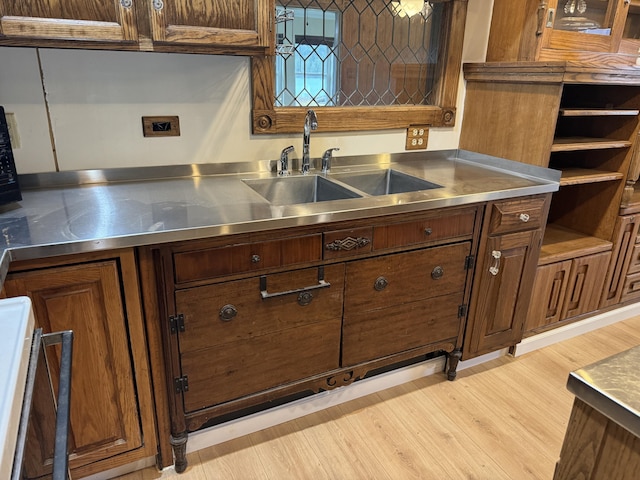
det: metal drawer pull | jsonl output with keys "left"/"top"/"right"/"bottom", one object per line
{"left": 260, "top": 267, "right": 330, "bottom": 300}
{"left": 424, "top": 227, "right": 433, "bottom": 236}
{"left": 374, "top": 276, "right": 388, "bottom": 291}
{"left": 219, "top": 304, "right": 238, "bottom": 321}
{"left": 519, "top": 213, "right": 530, "bottom": 222}
{"left": 325, "top": 236, "right": 370, "bottom": 251}
{"left": 251, "top": 254, "right": 261, "bottom": 263}
{"left": 120, "top": 0, "right": 132, "bottom": 8}
{"left": 431, "top": 266, "right": 444, "bottom": 280}
{"left": 489, "top": 250, "right": 501, "bottom": 276}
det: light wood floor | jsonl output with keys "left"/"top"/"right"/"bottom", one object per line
{"left": 119, "top": 316, "right": 640, "bottom": 480}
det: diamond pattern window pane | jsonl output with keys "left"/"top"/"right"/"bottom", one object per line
{"left": 275, "top": 1, "right": 442, "bottom": 108}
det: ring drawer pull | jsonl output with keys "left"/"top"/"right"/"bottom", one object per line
{"left": 374, "top": 276, "right": 388, "bottom": 291}
{"left": 251, "top": 254, "right": 261, "bottom": 263}
{"left": 219, "top": 304, "right": 238, "bottom": 321}
{"left": 260, "top": 267, "right": 330, "bottom": 300}
{"left": 431, "top": 266, "right": 444, "bottom": 280}
{"left": 519, "top": 213, "right": 530, "bottom": 222}
{"left": 424, "top": 227, "right": 433, "bottom": 236}
{"left": 489, "top": 250, "right": 501, "bottom": 276}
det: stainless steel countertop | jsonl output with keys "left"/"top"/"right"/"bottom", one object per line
{"left": 0, "top": 149, "right": 560, "bottom": 287}
{"left": 567, "top": 345, "right": 640, "bottom": 438}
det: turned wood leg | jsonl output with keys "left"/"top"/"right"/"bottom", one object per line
{"left": 170, "top": 432, "right": 189, "bottom": 473}
{"left": 446, "top": 349, "right": 462, "bottom": 381}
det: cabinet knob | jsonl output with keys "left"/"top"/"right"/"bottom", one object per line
{"left": 424, "top": 227, "right": 433, "bottom": 236}
{"left": 431, "top": 266, "right": 444, "bottom": 280}
{"left": 152, "top": 0, "right": 164, "bottom": 11}
{"left": 374, "top": 276, "right": 389, "bottom": 291}
{"left": 297, "top": 291, "right": 314, "bottom": 306}
{"left": 251, "top": 254, "right": 261, "bottom": 263}
{"left": 519, "top": 213, "right": 530, "bottom": 223}
{"left": 489, "top": 250, "right": 502, "bottom": 276}
{"left": 219, "top": 304, "right": 238, "bottom": 321}
{"left": 120, "top": 0, "right": 132, "bottom": 8}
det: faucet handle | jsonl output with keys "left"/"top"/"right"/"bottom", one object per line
{"left": 321, "top": 147, "right": 340, "bottom": 174}
{"left": 279, "top": 145, "right": 294, "bottom": 176}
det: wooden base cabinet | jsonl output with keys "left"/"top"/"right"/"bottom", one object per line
{"left": 3, "top": 250, "right": 157, "bottom": 479}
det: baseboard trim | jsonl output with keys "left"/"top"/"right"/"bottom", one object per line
{"left": 511, "top": 303, "right": 640, "bottom": 357}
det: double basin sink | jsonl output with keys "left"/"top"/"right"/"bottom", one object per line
{"left": 242, "top": 169, "right": 442, "bottom": 205}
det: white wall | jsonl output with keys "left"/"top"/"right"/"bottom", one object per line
{"left": 0, "top": 0, "right": 493, "bottom": 174}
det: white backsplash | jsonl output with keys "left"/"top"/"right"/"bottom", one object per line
{"left": 0, "top": 0, "right": 492, "bottom": 174}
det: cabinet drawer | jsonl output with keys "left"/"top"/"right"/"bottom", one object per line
{"left": 628, "top": 243, "right": 640, "bottom": 274}
{"left": 343, "top": 242, "right": 470, "bottom": 315}
{"left": 173, "top": 234, "right": 322, "bottom": 284}
{"left": 176, "top": 264, "right": 345, "bottom": 352}
{"left": 181, "top": 319, "right": 341, "bottom": 412}
{"left": 372, "top": 209, "right": 476, "bottom": 250}
{"left": 488, "top": 197, "right": 546, "bottom": 235}
{"left": 342, "top": 292, "right": 462, "bottom": 365}
{"left": 622, "top": 271, "right": 640, "bottom": 303}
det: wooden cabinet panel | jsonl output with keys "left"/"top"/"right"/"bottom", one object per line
{"left": 181, "top": 319, "right": 341, "bottom": 412}
{"left": 601, "top": 214, "right": 640, "bottom": 308}
{"left": 147, "top": 0, "right": 272, "bottom": 49}
{"left": 0, "top": 0, "right": 138, "bottom": 43}
{"left": 621, "top": 270, "right": 640, "bottom": 302}
{"left": 488, "top": 196, "right": 546, "bottom": 235}
{"left": 464, "top": 229, "right": 541, "bottom": 358}
{"left": 173, "top": 234, "right": 322, "bottom": 284}
{"left": 526, "top": 260, "right": 573, "bottom": 332}
{"left": 343, "top": 242, "right": 470, "bottom": 315}
{"left": 372, "top": 209, "right": 476, "bottom": 250}
{"left": 562, "top": 252, "right": 612, "bottom": 319}
{"left": 627, "top": 243, "right": 640, "bottom": 274}
{"left": 342, "top": 292, "right": 462, "bottom": 365}
{"left": 4, "top": 260, "right": 146, "bottom": 477}
{"left": 176, "top": 264, "right": 345, "bottom": 352}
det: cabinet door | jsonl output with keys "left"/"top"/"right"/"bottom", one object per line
{"left": 148, "top": 0, "right": 272, "bottom": 48}
{"left": 0, "top": 0, "right": 138, "bottom": 43}
{"left": 464, "top": 229, "right": 540, "bottom": 358}
{"left": 562, "top": 251, "right": 612, "bottom": 319}
{"left": 600, "top": 215, "right": 640, "bottom": 308}
{"left": 525, "top": 260, "right": 572, "bottom": 332}
{"left": 5, "top": 261, "right": 144, "bottom": 477}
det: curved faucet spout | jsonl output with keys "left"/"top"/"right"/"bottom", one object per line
{"left": 302, "top": 109, "right": 318, "bottom": 174}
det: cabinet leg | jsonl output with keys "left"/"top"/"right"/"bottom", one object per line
{"left": 170, "top": 432, "right": 189, "bottom": 473}
{"left": 446, "top": 349, "right": 462, "bottom": 381}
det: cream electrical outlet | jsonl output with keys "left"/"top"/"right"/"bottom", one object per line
{"left": 5, "top": 112, "right": 21, "bottom": 149}
{"left": 405, "top": 125, "right": 428, "bottom": 150}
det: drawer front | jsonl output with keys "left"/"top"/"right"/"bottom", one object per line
{"left": 372, "top": 209, "right": 476, "bottom": 250}
{"left": 173, "top": 234, "right": 322, "bottom": 284}
{"left": 323, "top": 227, "right": 373, "bottom": 259}
{"left": 628, "top": 243, "right": 640, "bottom": 275}
{"left": 342, "top": 292, "right": 462, "bottom": 365}
{"left": 622, "top": 271, "right": 640, "bottom": 303}
{"left": 181, "top": 319, "right": 341, "bottom": 412}
{"left": 488, "top": 197, "right": 546, "bottom": 236}
{"left": 176, "top": 264, "right": 345, "bottom": 352}
{"left": 344, "top": 241, "right": 470, "bottom": 315}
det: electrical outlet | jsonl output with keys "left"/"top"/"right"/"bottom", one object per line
{"left": 142, "top": 116, "right": 180, "bottom": 137}
{"left": 405, "top": 125, "right": 429, "bottom": 150}
{"left": 5, "top": 112, "right": 21, "bottom": 149}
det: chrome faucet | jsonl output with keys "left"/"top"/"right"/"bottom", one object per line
{"left": 301, "top": 109, "right": 318, "bottom": 174}
{"left": 321, "top": 147, "right": 340, "bottom": 174}
{"left": 279, "top": 145, "right": 294, "bottom": 176}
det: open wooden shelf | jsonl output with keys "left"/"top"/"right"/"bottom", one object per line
{"left": 551, "top": 137, "right": 633, "bottom": 152}
{"left": 558, "top": 168, "right": 625, "bottom": 186}
{"left": 559, "top": 108, "right": 640, "bottom": 117}
{"left": 538, "top": 224, "right": 612, "bottom": 266}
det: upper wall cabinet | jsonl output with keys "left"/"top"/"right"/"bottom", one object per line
{"left": 0, "top": 0, "right": 273, "bottom": 54}
{"left": 487, "top": 0, "right": 639, "bottom": 65}
{"left": 0, "top": 0, "right": 138, "bottom": 43}
{"left": 147, "top": 0, "right": 273, "bottom": 51}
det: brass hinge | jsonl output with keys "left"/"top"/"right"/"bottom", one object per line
{"left": 458, "top": 304, "right": 468, "bottom": 318}
{"left": 169, "top": 313, "right": 185, "bottom": 334}
{"left": 465, "top": 255, "right": 475, "bottom": 270}
{"left": 174, "top": 375, "right": 189, "bottom": 394}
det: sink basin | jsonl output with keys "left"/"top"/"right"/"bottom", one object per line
{"left": 243, "top": 175, "right": 361, "bottom": 205}
{"left": 331, "top": 169, "right": 442, "bottom": 196}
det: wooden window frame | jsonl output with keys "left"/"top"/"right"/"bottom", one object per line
{"left": 251, "top": 0, "right": 468, "bottom": 134}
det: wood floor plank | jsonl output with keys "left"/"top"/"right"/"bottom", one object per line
{"left": 117, "top": 315, "right": 640, "bottom": 479}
